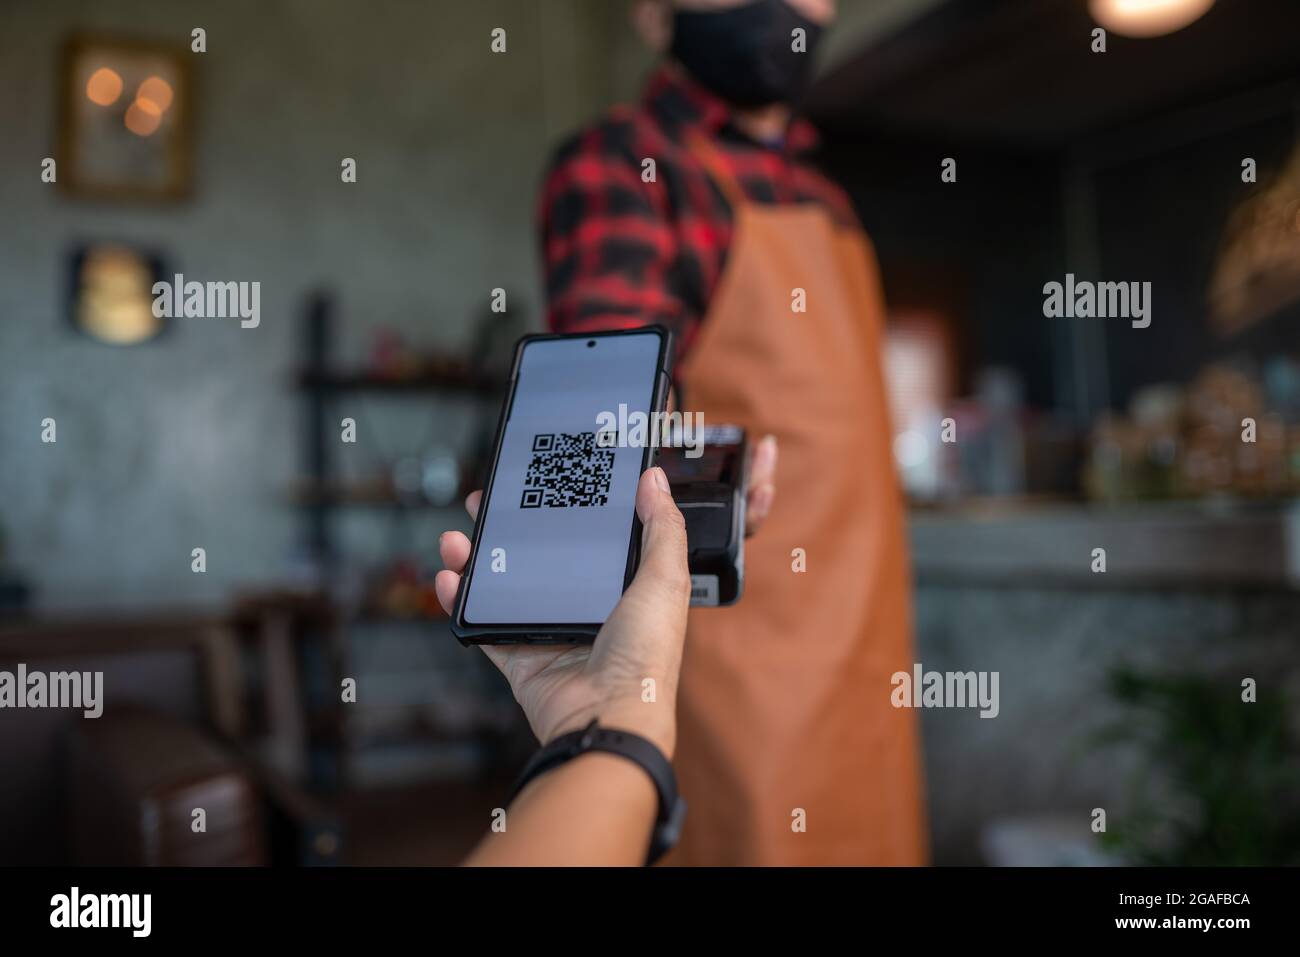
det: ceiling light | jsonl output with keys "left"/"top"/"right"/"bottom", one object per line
{"left": 1089, "top": 0, "right": 1215, "bottom": 38}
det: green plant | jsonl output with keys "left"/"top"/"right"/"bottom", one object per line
{"left": 1093, "top": 665, "right": 1300, "bottom": 865}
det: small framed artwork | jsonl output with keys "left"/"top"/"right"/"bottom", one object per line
{"left": 67, "top": 242, "right": 168, "bottom": 345}
{"left": 59, "top": 34, "right": 193, "bottom": 200}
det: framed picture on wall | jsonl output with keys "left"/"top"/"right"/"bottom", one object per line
{"left": 66, "top": 242, "right": 169, "bottom": 346}
{"left": 59, "top": 34, "right": 193, "bottom": 200}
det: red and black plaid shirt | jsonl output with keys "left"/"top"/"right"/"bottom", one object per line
{"left": 539, "top": 64, "right": 859, "bottom": 366}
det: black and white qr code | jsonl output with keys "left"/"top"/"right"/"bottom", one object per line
{"left": 521, "top": 432, "right": 615, "bottom": 508}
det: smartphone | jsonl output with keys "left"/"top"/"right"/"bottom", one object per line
{"left": 451, "top": 327, "right": 673, "bottom": 644}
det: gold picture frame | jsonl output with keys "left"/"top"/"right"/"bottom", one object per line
{"left": 58, "top": 34, "right": 194, "bottom": 201}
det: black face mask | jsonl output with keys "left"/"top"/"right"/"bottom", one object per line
{"left": 669, "top": 0, "right": 824, "bottom": 109}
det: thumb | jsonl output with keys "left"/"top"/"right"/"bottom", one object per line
{"left": 627, "top": 466, "right": 691, "bottom": 608}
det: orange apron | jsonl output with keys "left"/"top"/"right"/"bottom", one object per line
{"left": 665, "top": 136, "right": 928, "bottom": 865}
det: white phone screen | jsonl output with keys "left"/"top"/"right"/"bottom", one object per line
{"left": 463, "top": 332, "right": 663, "bottom": 625}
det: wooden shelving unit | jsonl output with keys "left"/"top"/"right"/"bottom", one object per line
{"left": 287, "top": 294, "right": 523, "bottom": 802}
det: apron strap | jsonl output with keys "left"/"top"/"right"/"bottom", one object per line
{"left": 685, "top": 132, "right": 749, "bottom": 210}
{"left": 678, "top": 134, "right": 745, "bottom": 412}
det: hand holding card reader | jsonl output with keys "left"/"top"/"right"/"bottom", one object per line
{"left": 658, "top": 424, "right": 748, "bottom": 607}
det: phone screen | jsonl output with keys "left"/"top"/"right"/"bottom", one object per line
{"left": 462, "top": 331, "right": 664, "bottom": 626}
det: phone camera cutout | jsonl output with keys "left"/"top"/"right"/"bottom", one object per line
{"left": 587, "top": 340, "right": 596, "bottom": 348}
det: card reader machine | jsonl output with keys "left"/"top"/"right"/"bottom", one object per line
{"left": 659, "top": 424, "right": 748, "bottom": 607}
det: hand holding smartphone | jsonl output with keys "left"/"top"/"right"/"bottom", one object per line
{"left": 436, "top": 466, "right": 689, "bottom": 753}
{"left": 451, "top": 327, "right": 672, "bottom": 644}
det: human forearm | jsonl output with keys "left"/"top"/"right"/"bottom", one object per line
{"left": 444, "top": 470, "right": 689, "bottom": 867}
{"left": 463, "top": 751, "right": 658, "bottom": 867}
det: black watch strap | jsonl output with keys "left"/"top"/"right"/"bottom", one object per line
{"left": 507, "top": 719, "right": 687, "bottom": 866}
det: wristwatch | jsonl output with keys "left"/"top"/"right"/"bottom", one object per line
{"left": 507, "top": 719, "right": 687, "bottom": 866}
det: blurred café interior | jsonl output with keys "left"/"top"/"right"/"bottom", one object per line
{"left": 2, "top": 0, "right": 1298, "bottom": 865}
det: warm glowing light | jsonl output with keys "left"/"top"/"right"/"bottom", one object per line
{"left": 1089, "top": 0, "right": 1215, "bottom": 38}
{"left": 85, "top": 67, "right": 123, "bottom": 106}
{"left": 136, "top": 75, "right": 174, "bottom": 113}
{"left": 123, "top": 97, "right": 162, "bottom": 136}
{"left": 76, "top": 246, "right": 162, "bottom": 345}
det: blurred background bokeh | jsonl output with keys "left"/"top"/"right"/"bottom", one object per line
{"left": 1, "top": 0, "right": 1298, "bottom": 865}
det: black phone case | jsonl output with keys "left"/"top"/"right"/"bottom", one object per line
{"left": 450, "top": 326, "right": 673, "bottom": 645}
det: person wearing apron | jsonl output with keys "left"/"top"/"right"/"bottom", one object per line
{"left": 539, "top": 0, "right": 927, "bottom": 865}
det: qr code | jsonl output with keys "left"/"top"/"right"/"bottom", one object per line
{"left": 521, "top": 432, "right": 615, "bottom": 508}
